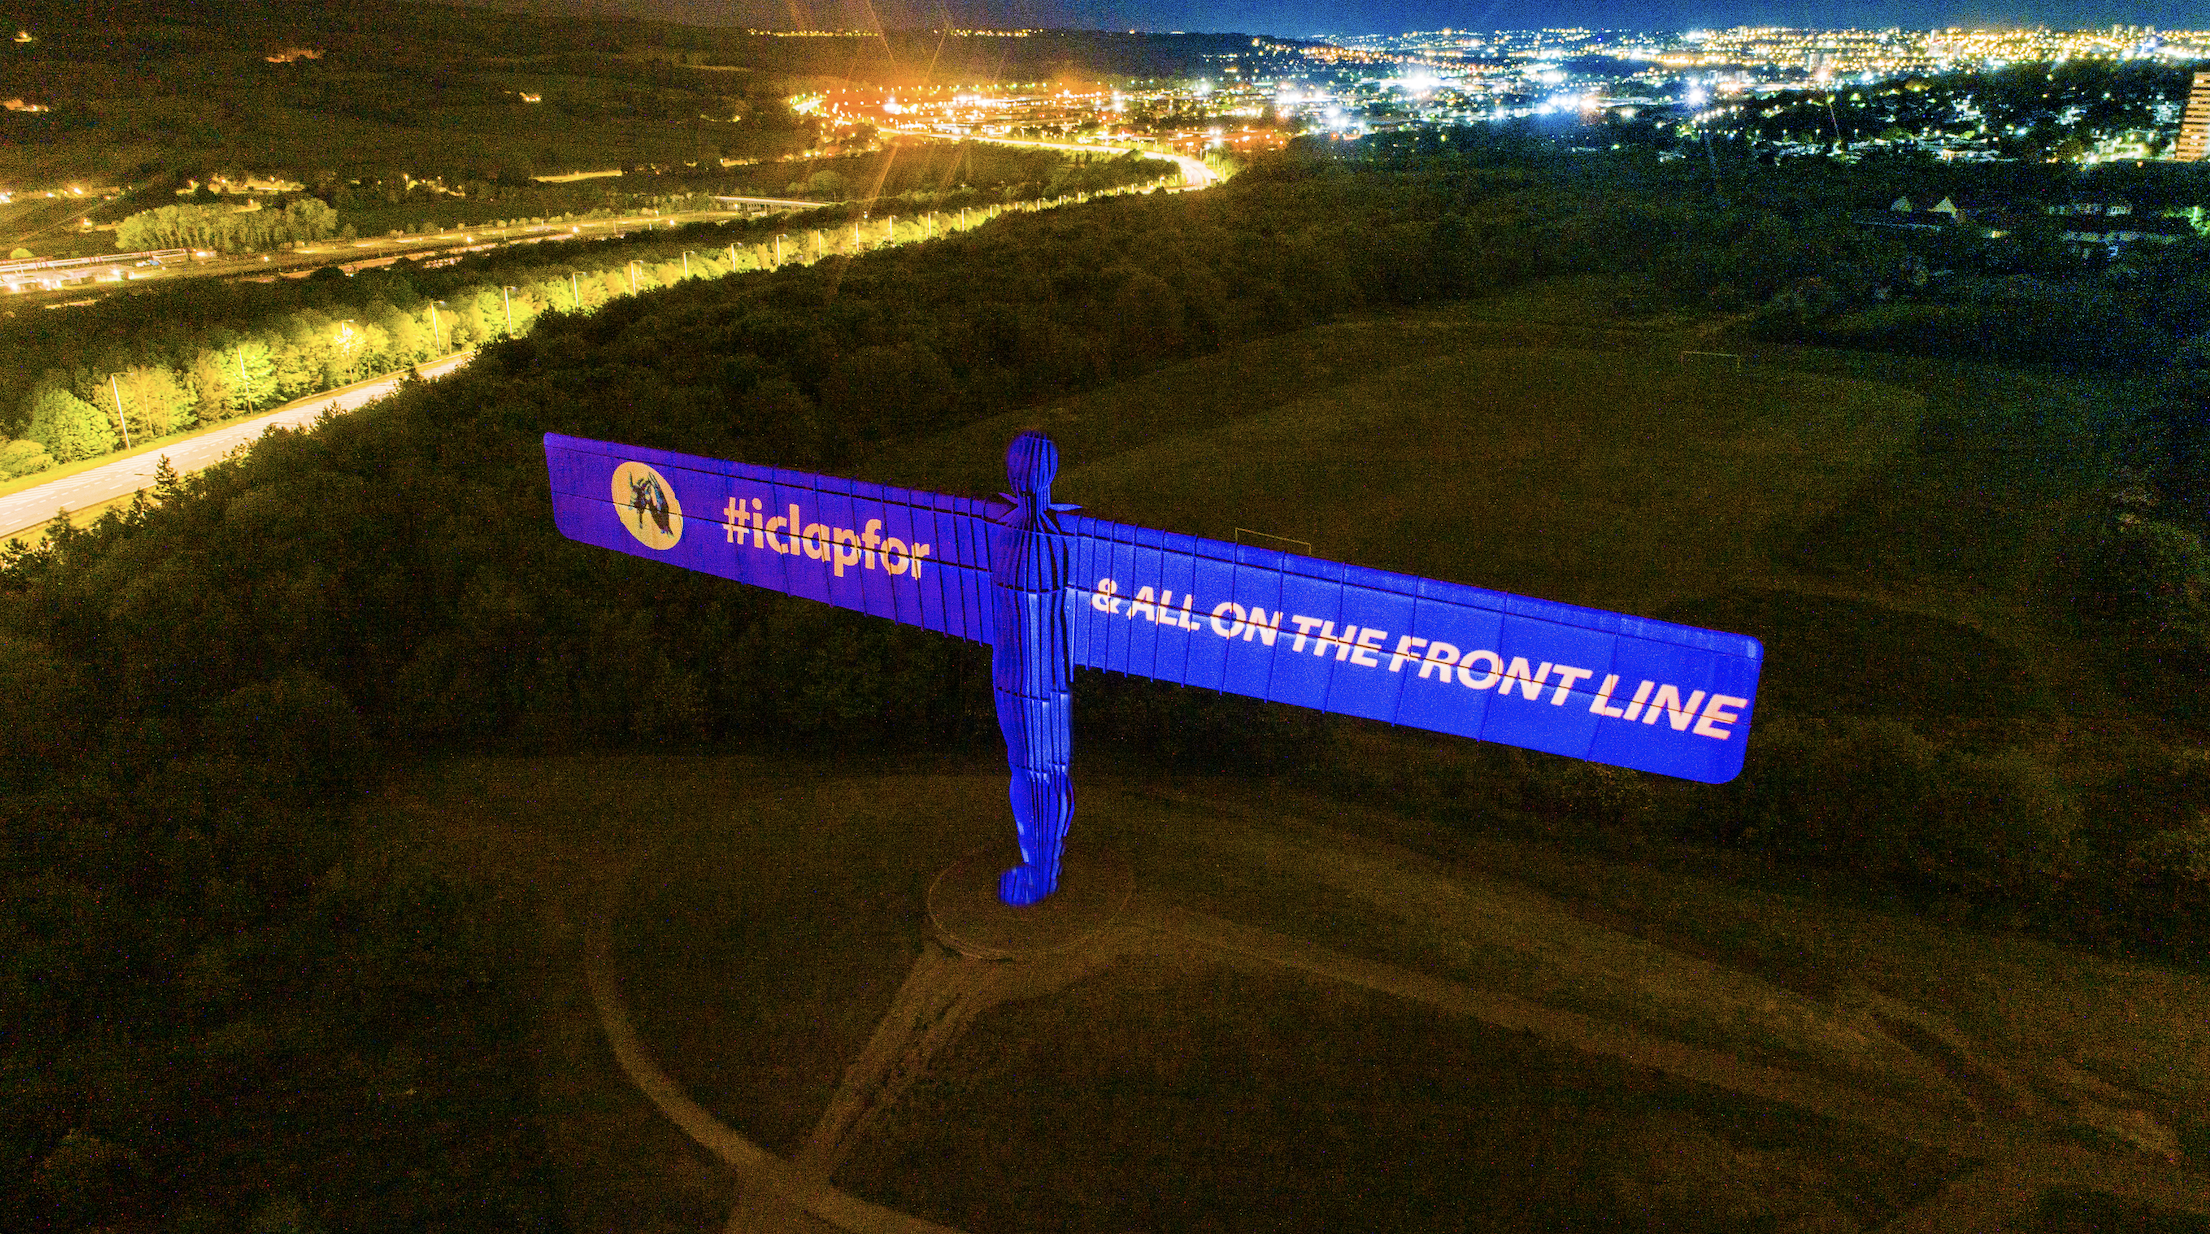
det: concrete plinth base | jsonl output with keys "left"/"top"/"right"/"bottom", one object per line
{"left": 925, "top": 846, "right": 1133, "bottom": 960}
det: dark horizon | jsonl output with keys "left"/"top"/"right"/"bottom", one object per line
{"left": 486, "top": 0, "right": 2210, "bottom": 39}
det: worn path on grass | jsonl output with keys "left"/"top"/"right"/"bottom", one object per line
{"left": 583, "top": 853, "right": 2210, "bottom": 1234}
{"left": 582, "top": 856, "right": 962, "bottom": 1234}
{"left": 1141, "top": 902, "right": 2210, "bottom": 1233}
{"left": 380, "top": 758, "right": 2210, "bottom": 1233}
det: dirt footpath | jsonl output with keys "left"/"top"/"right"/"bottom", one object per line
{"left": 589, "top": 862, "right": 2210, "bottom": 1234}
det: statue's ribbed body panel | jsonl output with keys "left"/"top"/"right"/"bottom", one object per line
{"left": 989, "top": 433, "right": 1077, "bottom": 906}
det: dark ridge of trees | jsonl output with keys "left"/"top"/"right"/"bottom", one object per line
{"left": 2, "top": 132, "right": 2206, "bottom": 1231}
{"left": 0, "top": 0, "right": 1271, "bottom": 85}
{"left": 0, "top": 0, "right": 1271, "bottom": 189}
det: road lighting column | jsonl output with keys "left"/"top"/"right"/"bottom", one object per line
{"left": 109, "top": 373, "right": 131, "bottom": 449}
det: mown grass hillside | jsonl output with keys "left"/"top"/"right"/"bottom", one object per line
{"left": 881, "top": 271, "right": 2193, "bottom": 941}
{"left": 380, "top": 272, "right": 2210, "bottom": 1230}
{"left": 890, "top": 285, "right": 1923, "bottom": 613}
{"left": 383, "top": 754, "right": 2210, "bottom": 1233}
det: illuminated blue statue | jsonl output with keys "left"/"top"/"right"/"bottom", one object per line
{"left": 547, "top": 430, "right": 1765, "bottom": 907}
{"left": 989, "top": 432, "right": 1079, "bottom": 905}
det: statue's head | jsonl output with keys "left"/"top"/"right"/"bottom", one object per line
{"left": 1005, "top": 431, "right": 1058, "bottom": 501}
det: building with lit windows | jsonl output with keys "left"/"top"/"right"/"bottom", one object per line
{"left": 2173, "top": 71, "right": 2210, "bottom": 160}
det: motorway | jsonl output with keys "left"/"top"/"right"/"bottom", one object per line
{"left": 0, "top": 350, "right": 476, "bottom": 541}
{"left": 196, "top": 204, "right": 804, "bottom": 281}
{"left": 4, "top": 143, "right": 1206, "bottom": 310}
{"left": 0, "top": 151, "right": 1208, "bottom": 537}
{"left": 1, "top": 205, "right": 805, "bottom": 309}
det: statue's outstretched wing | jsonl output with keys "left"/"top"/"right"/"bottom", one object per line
{"left": 544, "top": 435, "right": 1764, "bottom": 783}
{"left": 545, "top": 433, "right": 1005, "bottom": 644}
{"left": 1067, "top": 518, "right": 1762, "bottom": 784}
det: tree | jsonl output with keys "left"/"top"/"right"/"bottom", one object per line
{"left": 271, "top": 319, "right": 333, "bottom": 400}
{"left": 281, "top": 197, "right": 340, "bottom": 245}
{"left": 1110, "top": 269, "right": 1187, "bottom": 361}
{"left": 112, "top": 365, "right": 196, "bottom": 438}
{"left": 113, "top": 198, "right": 340, "bottom": 255}
{"left": 187, "top": 348, "right": 237, "bottom": 422}
{"left": 200, "top": 673, "right": 372, "bottom": 801}
{"left": 2081, "top": 517, "right": 2210, "bottom": 628}
{"left": 22, "top": 387, "right": 113, "bottom": 462}
{"left": 232, "top": 339, "right": 279, "bottom": 410}
{"left": 0, "top": 440, "right": 54, "bottom": 478}
{"left": 374, "top": 303, "right": 430, "bottom": 365}
{"left": 819, "top": 343, "right": 954, "bottom": 440}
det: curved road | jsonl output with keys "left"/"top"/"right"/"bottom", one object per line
{"left": 0, "top": 349, "right": 475, "bottom": 541}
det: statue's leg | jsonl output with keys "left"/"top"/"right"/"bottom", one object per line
{"left": 996, "top": 689, "right": 1073, "bottom": 906}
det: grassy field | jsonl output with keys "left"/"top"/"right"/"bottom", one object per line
{"left": 884, "top": 278, "right": 2108, "bottom": 609}
{"left": 386, "top": 754, "right": 2210, "bottom": 1233}
{"left": 847, "top": 959, "right": 1963, "bottom": 1234}
{"left": 879, "top": 274, "right": 2119, "bottom": 744}
{"left": 375, "top": 277, "right": 2210, "bottom": 1231}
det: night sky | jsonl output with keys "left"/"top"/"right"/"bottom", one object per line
{"left": 607, "top": 0, "right": 2210, "bottom": 39}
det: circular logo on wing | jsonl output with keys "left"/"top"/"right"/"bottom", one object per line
{"left": 611, "top": 460, "right": 683, "bottom": 550}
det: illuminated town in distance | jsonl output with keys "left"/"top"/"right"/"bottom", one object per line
{"left": 1331, "top": 23, "right": 2210, "bottom": 74}
{"left": 794, "top": 23, "right": 2210, "bottom": 167}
